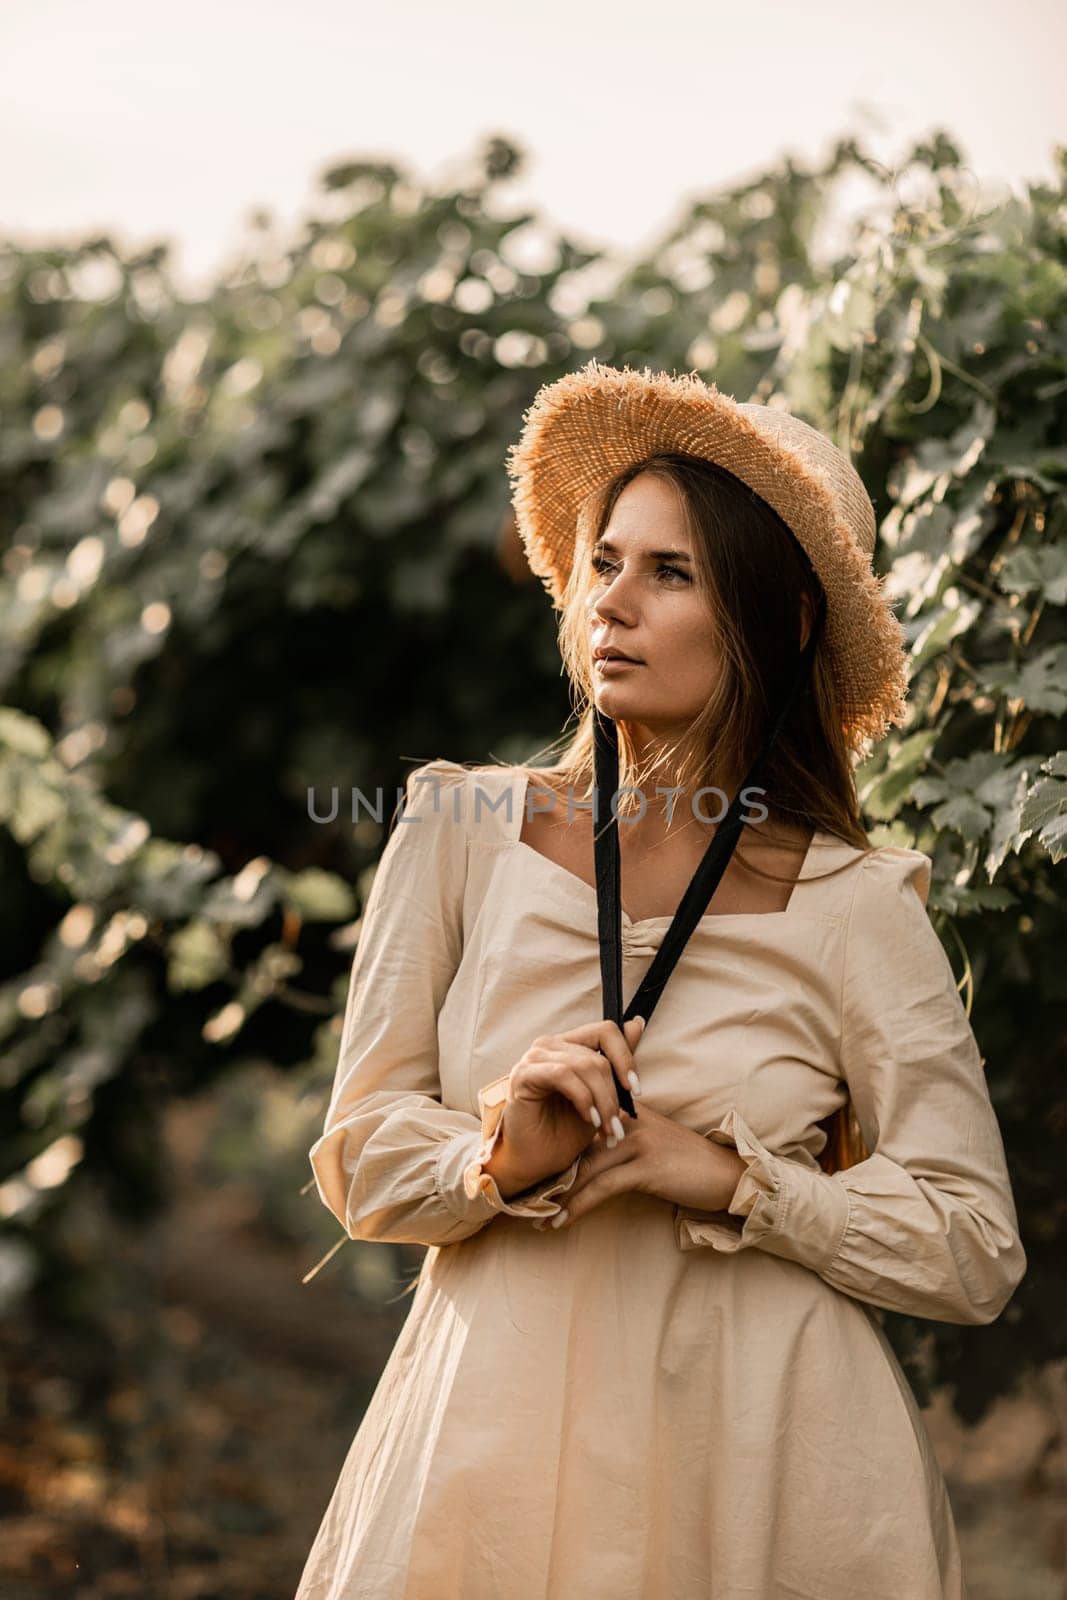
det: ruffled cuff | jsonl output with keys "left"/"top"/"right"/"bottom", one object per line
{"left": 674, "top": 1107, "right": 851, "bottom": 1273}
{"left": 461, "top": 1075, "right": 582, "bottom": 1231}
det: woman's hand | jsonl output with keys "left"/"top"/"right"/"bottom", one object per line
{"left": 549, "top": 1100, "right": 748, "bottom": 1227}
{"left": 493, "top": 1016, "right": 647, "bottom": 1193}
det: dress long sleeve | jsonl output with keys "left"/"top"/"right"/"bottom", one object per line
{"left": 675, "top": 847, "right": 1027, "bottom": 1326}
{"left": 308, "top": 760, "right": 582, "bottom": 1248}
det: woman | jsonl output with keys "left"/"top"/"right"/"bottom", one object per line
{"left": 296, "top": 362, "right": 1026, "bottom": 1600}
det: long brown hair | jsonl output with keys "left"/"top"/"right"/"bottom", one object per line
{"left": 496, "top": 451, "right": 874, "bottom": 1174}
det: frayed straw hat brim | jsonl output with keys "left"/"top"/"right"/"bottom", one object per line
{"left": 505, "top": 360, "right": 909, "bottom": 757}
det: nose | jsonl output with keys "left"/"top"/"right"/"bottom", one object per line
{"left": 590, "top": 562, "right": 638, "bottom": 625}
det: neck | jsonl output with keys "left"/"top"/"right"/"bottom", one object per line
{"left": 617, "top": 739, "right": 743, "bottom": 822}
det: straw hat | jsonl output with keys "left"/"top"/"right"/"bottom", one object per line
{"left": 505, "top": 359, "right": 909, "bottom": 755}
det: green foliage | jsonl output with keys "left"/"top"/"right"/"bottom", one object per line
{"left": 2, "top": 132, "right": 1065, "bottom": 1415}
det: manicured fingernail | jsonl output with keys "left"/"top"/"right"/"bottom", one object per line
{"left": 551, "top": 1209, "right": 568, "bottom": 1228}
{"left": 589, "top": 1105, "right": 602, "bottom": 1128}
{"left": 628, "top": 1070, "right": 642, "bottom": 1096}
{"left": 610, "top": 1115, "right": 625, "bottom": 1141}
{"left": 636, "top": 1015, "right": 646, "bottom": 1031}
{"left": 605, "top": 1135, "right": 618, "bottom": 1150}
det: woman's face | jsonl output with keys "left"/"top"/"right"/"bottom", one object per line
{"left": 585, "top": 472, "right": 721, "bottom": 743}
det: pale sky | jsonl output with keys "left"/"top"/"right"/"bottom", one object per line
{"left": 2, "top": 0, "right": 1064, "bottom": 296}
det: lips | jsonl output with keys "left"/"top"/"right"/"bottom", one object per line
{"left": 594, "top": 646, "right": 642, "bottom": 664}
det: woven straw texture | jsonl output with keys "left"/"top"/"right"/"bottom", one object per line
{"left": 505, "top": 360, "right": 909, "bottom": 755}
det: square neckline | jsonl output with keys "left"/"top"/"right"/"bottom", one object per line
{"left": 510, "top": 769, "right": 825, "bottom": 930}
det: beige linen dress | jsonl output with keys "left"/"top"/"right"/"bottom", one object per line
{"left": 296, "top": 758, "right": 1026, "bottom": 1600}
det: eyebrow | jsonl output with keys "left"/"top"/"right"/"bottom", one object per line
{"left": 593, "top": 539, "right": 693, "bottom": 564}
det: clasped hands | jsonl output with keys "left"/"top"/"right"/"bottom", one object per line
{"left": 553, "top": 1088, "right": 748, "bottom": 1230}
{"left": 496, "top": 1016, "right": 748, "bottom": 1230}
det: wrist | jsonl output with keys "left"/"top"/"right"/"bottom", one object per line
{"left": 717, "top": 1149, "right": 748, "bottom": 1212}
{"left": 483, "top": 1140, "right": 547, "bottom": 1202}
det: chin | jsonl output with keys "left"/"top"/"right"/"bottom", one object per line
{"left": 593, "top": 686, "right": 643, "bottom": 712}
{"left": 593, "top": 678, "right": 659, "bottom": 707}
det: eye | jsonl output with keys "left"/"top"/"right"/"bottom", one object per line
{"left": 590, "top": 553, "right": 692, "bottom": 584}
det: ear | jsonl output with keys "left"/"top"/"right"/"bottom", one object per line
{"left": 799, "top": 590, "right": 813, "bottom": 651}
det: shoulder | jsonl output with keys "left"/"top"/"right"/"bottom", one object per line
{"left": 855, "top": 843, "right": 933, "bottom": 911}
{"left": 807, "top": 834, "right": 932, "bottom": 910}
{"left": 405, "top": 758, "right": 519, "bottom": 788}
{"left": 840, "top": 843, "right": 937, "bottom": 975}
{"left": 400, "top": 759, "right": 524, "bottom": 843}
{"left": 399, "top": 759, "right": 467, "bottom": 819}
{"left": 836, "top": 844, "right": 962, "bottom": 1017}
{"left": 387, "top": 762, "right": 474, "bottom": 867}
